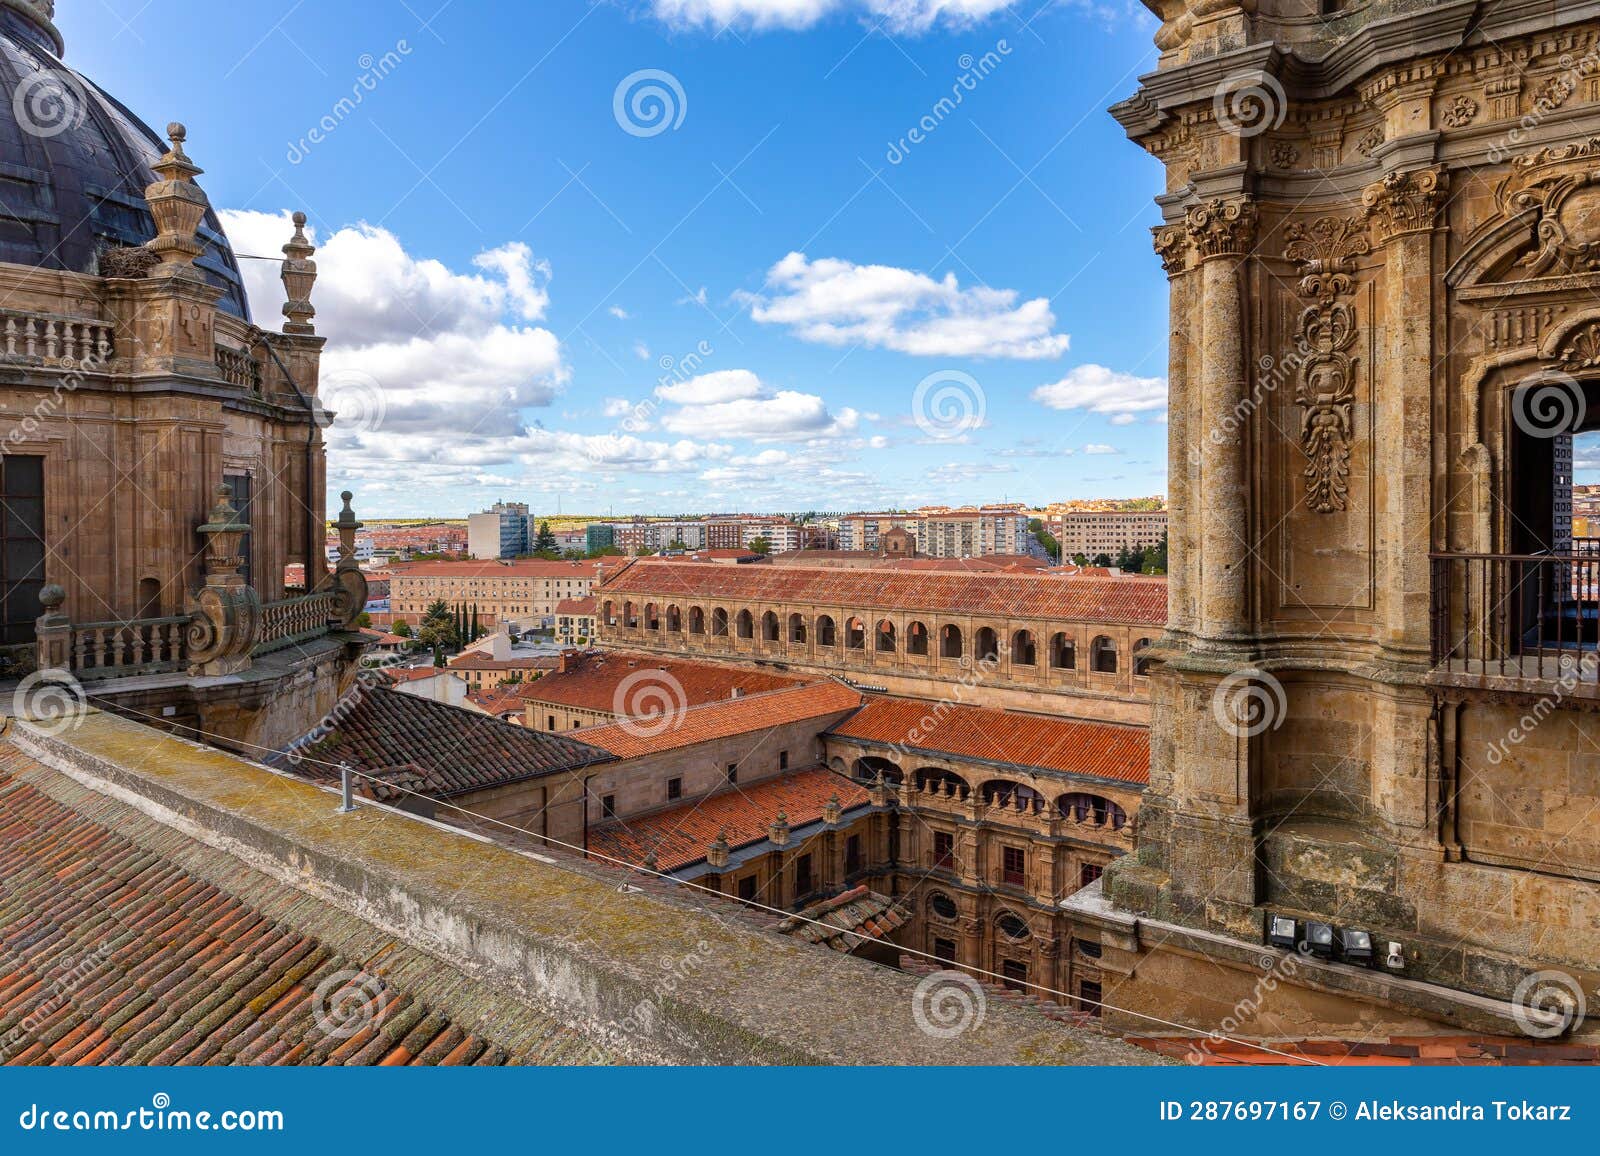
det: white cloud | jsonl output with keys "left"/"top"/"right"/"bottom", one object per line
{"left": 603, "top": 398, "right": 635, "bottom": 418}
{"left": 651, "top": 369, "right": 859, "bottom": 441}
{"left": 1032, "top": 364, "right": 1168, "bottom": 422}
{"left": 647, "top": 0, "right": 1015, "bottom": 33}
{"left": 1083, "top": 443, "right": 1120, "bottom": 455}
{"left": 656, "top": 369, "right": 765, "bottom": 405}
{"left": 742, "top": 252, "right": 1070, "bottom": 359}
{"left": 220, "top": 210, "right": 567, "bottom": 441}
{"left": 608, "top": 305, "right": 631, "bottom": 320}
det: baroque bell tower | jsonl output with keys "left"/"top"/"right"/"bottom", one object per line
{"left": 1080, "top": 0, "right": 1600, "bottom": 1039}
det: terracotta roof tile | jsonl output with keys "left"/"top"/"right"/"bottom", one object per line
{"left": 599, "top": 561, "right": 1167, "bottom": 625}
{"left": 588, "top": 767, "right": 870, "bottom": 872}
{"left": 827, "top": 696, "right": 1149, "bottom": 786}
{"left": 517, "top": 651, "right": 806, "bottom": 715}
{"left": 576, "top": 682, "right": 862, "bottom": 760}
{"left": 282, "top": 686, "right": 612, "bottom": 798}
{"left": 0, "top": 746, "right": 605, "bottom": 1066}
{"left": 777, "top": 886, "right": 910, "bottom": 951}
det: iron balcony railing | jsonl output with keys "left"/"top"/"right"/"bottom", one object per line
{"left": 1430, "top": 551, "right": 1600, "bottom": 685}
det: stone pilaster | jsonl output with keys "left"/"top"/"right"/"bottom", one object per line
{"left": 1186, "top": 197, "right": 1257, "bottom": 646}
{"left": 1156, "top": 224, "right": 1196, "bottom": 640}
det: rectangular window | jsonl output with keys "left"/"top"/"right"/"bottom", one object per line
{"left": 601, "top": 794, "right": 617, "bottom": 818}
{"left": 737, "top": 876, "right": 757, "bottom": 901}
{"left": 933, "top": 831, "right": 954, "bottom": 868}
{"left": 779, "top": 749, "right": 789, "bottom": 770}
{"left": 0, "top": 455, "right": 45, "bottom": 645}
{"left": 845, "top": 834, "right": 862, "bottom": 875}
{"left": 726, "top": 762, "right": 738, "bottom": 784}
{"left": 933, "top": 937, "right": 957, "bottom": 964}
{"left": 224, "top": 473, "right": 253, "bottom": 590}
{"left": 667, "top": 777, "right": 682, "bottom": 800}
{"left": 1001, "top": 959, "right": 1028, "bottom": 991}
{"left": 1002, "top": 846, "right": 1026, "bottom": 887}
{"left": 548, "top": 715, "right": 556, "bottom": 730}
{"left": 1080, "top": 862, "right": 1104, "bottom": 889}
{"left": 794, "top": 854, "right": 813, "bottom": 897}
{"left": 1078, "top": 980, "right": 1103, "bottom": 1017}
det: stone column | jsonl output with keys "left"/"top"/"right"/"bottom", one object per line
{"left": 1364, "top": 168, "right": 1446, "bottom": 662}
{"left": 1155, "top": 224, "right": 1196, "bottom": 638}
{"left": 1186, "top": 198, "right": 1257, "bottom": 646}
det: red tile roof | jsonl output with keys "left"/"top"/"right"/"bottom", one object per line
{"left": 284, "top": 687, "right": 612, "bottom": 797}
{"left": 391, "top": 559, "right": 619, "bottom": 579}
{"left": 469, "top": 687, "right": 528, "bottom": 719}
{"left": 556, "top": 597, "right": 597, "bottom": 615}
{"left": 599, "top": 561, "right": 1167, "bottom": 625}
{"left": 588, "top": 767, "right": 870, "bottom": 872}
{"left": 517, "top": 651, "right": 806, "bottom": 715}
{"left": 575, "top": 682, "right": 863, "bottom": 760}
{"left": 446, "top": 653, "right": 560, "bottom": 672}
{"left": 777, "top": 886, "right": 909, "bottom": 951}
{"left": 0, "top": 747, "right": 603, "bottom": 1065}
{"left": 827, "top": 696, "right": 1150, "bottom": 786}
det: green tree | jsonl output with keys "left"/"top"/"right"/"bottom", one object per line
{"left": 1027, "top": 518, "right": 1060, "bottom": 562}
{"left": 418, "top": 600, "right": 457, "bottom": 665}
{"left": 392, "top": 620, "right": 413, "bottom": 639}
{"left": 354, "top": 611, "right": 372, "bottom": 629}
{"left": 534, "top": 520, "right": 558, "bottom": 554}
{"left": 470, "top": 605, "right": 481, "bottom": 641}
{"left": 749, "top": 536, "right": 772, "bottom": 556}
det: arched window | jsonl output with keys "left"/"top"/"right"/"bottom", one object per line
{"left": 666, "top": 605, "right": 682, "bottom": 632}
{"left": 846, "top": 617, "right": 866, "bottom": 650}
{"left": 1091, "top": 636, "right": 1117, "bottom": 674}
{"left": 907, "top": 621, "right": 930, "bottom": 656}
{"left": 788, "top": 613, "right": 807, "bottom": 644}
{"left": 928, "top": 892, "right": 959, "bottom": 921}
{"left": 688, "top": 606, "right": 705, "bottom": 635}
{"left": 975, "top": 627, "right": 999, "bottom": 662}
{"left": 1011, "top": 629, "right": 1036, "bottom": 666}
{"left": 603, "top": 600, "right": 616, "bottom": 626}
{"left": 982, "top": 779, "right": 1044, "bottom": 812}
{"left": 876, "top": 619, "right": 896, "bottom": 652}
{"left": 996, "top": 911, "right": 1031, "bottom": 941}
{"left": 854, "top": 756, "right": 902, "bottom": 783}
{"left": 1059, "top": 792, "right": 1128, "bottom": 830}
{"left": 644, "top": 603, "right": 659, "bottom": 630}
{"left": 1051, "top": 633, "right": 1076, "bottom": 670}
{"left": 711, "top": 608, "right": 729, "bottom": 637}
{"left": 1133, "top": 637, "right": 1154, "bottom": 676}
{"left": 761, "top": 611, "right": 780, "bottom": 642}
{"left": 915, "top": 768, "right": 970, "bottom": 797}
{"left": 736, "top": 609, "right": 754, "bottom": 639}
{"left": 623, "top": 601, "right": 637, "bottom": 629}
{"left": 940, "top": 624, "right": 963, "bottom": 659}
{"left": 817, "top": 615, "right": 837, "bottom": 646}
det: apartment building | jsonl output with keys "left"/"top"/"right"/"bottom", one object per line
{"left": 916, "top": 506, "right": 1031, "bottom": 558}
{"left": 389, "top": 559, "right": 616, "bottom": 626}
{"left": 1046, "top": 510, "right": 1168, "bottom": 560}
{"left": 467, "top": 501, "right": 531, "bottom": 560}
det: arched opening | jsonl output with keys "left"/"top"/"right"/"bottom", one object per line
{"left": 666, "top": 605, "right": 682, "bottom": 632}
{"left": 1133, "top": 637, "right": 1154, "bottom": 676}
{"left": 623, "top": 601, "right": 637, "bottom": 629}
{"left": 138, "top": 577, "right": 162, "bottom": 619}
{"left": 940, "top": 624, "right": 963, "bottom": 659}
{"left": 788, "top": 613, "right": 807, "bottom": 644}
{"left": 1090, "top": 636, "right": 1118, "bottom": 674}
{"left": 603, "top": 600, "right": 616, "bottom": 627}
{"left": 1051, "top": 632, "right": 1076, "bottom": 670}
{"left": 761, "top": 611, "right": 780, "bottom": 642}
{"left": 817, "top": 615, "right": 837, "bottom": 646}
{"left": 876, "top": 619, "right": 896, "bottom": 652}
{"left": 1060, "top": 792, "right": 1128, "bottom": 830}
{"left": 1011, "top": 629, "right": 1036, "bottom": 666}
{"left": 853, "top": 755, "right": 902, "bottom": 783}
{"left": 736, "top": 609, "right": 754, "bottom": 639}
{"left": 907, "top": 620, "right": 930, "bottom": 656}
{"left": 711, "top": 607, "right": 729, "bottom": 637}
{"left": 914, "top": 768, "right": 970, "bottom": 798}
{"left": 644, "top": 603, "right": 659, "bottom": 631}
{"left": 688, "top": 606, "right": 705, "bottom": 635}
{"left": 845, "top": 616, "right": 866, "bottom": 650}
{"left": 975, "top": 626, "right": 999, "bottom": 662}
{"left": 982, "top": 779, "right": 1045, "bottom": 813}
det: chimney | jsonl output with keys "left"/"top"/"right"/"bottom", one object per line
{"left": 730, "top": 687, "right": 744, "bottom": 700}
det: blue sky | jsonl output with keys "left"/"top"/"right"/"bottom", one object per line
{"left": 65, "top": 0, "right": 1171, "bottom": 517}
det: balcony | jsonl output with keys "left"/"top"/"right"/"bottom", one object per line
{"left": 1, "top": 308, "right": 114, "bottom": 367}
{"left": 1430, "top": 549, "right": 1600, "bottom": 696}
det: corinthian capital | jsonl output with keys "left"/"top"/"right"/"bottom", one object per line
{"left": 1185, "top": 197, "right": 1258, "bottom": 262}
{"left": 1152, "top": 224, "right": 1191, "bottom": 277}
{"left": 1363, "top": 167, "right": 1448, "bottom": 243}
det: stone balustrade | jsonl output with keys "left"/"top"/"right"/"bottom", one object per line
{"left": 254, "top": 591, "right": 343, "bottom": 656}
{"left": 1, "top": 309, "right": 114, "bottom": 367}
{"left": 66, "top": 616, "right": 190, "bottom": 680}
{"left": 214, "top": 345, "right": 263, "bottom": 392}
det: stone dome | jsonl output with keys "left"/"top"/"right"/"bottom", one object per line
{"left": 0, "top": 0, "right": 250, "bottom": 316}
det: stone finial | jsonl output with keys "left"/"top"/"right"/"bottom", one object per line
{"left": 642, "top": 850, "right": 659, "bottom": 873}
{"left": 280, "top": 211, "right": 318, "bottom": 335}
{"left": 330, "top": 491, "right": 370, "bottom": 629}
{"left": 187, "top": 483, "right": 260, "bottom": 675}
{"left": 822, "top": 792, "right": 842, "bottom": 825}
{"left": 197, "top": 483, "right": 250, "bottom": 585}
{"left": 144, "top": 123, "right": 209, "bottom": 274}
{"left": 768, "top": 810, "right": 791, "bottom": 847}
{"left": 32, "top": 583, "right": 70, "bottom": 671}
{"left": 707, "top": 827, "right": 731, "bottom": 869}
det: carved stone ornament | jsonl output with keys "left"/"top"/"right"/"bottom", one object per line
{"left": 1496, "top": 141, "right": 1600, "bottom": 277}
{"left": 1269, "top": 141, "right": 1299, "bottom": 169}
{"left": 1185, "top": 198, "right": 1257, "bottom": 261}
{"left": 1152, "top": 224, "right": 1189, "bottom": 276}
{"left": 1363, "top": 168, "right": 1448, "bottom": 243}
{"left": 1283, "top": 216, "right": 1369, "bottom": 514}
{"left": 1557, "top": 319, "right": 1600, "bottom": 371}
{"left": 1440, "top": 94, "right": 1480, "bottom": 129}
